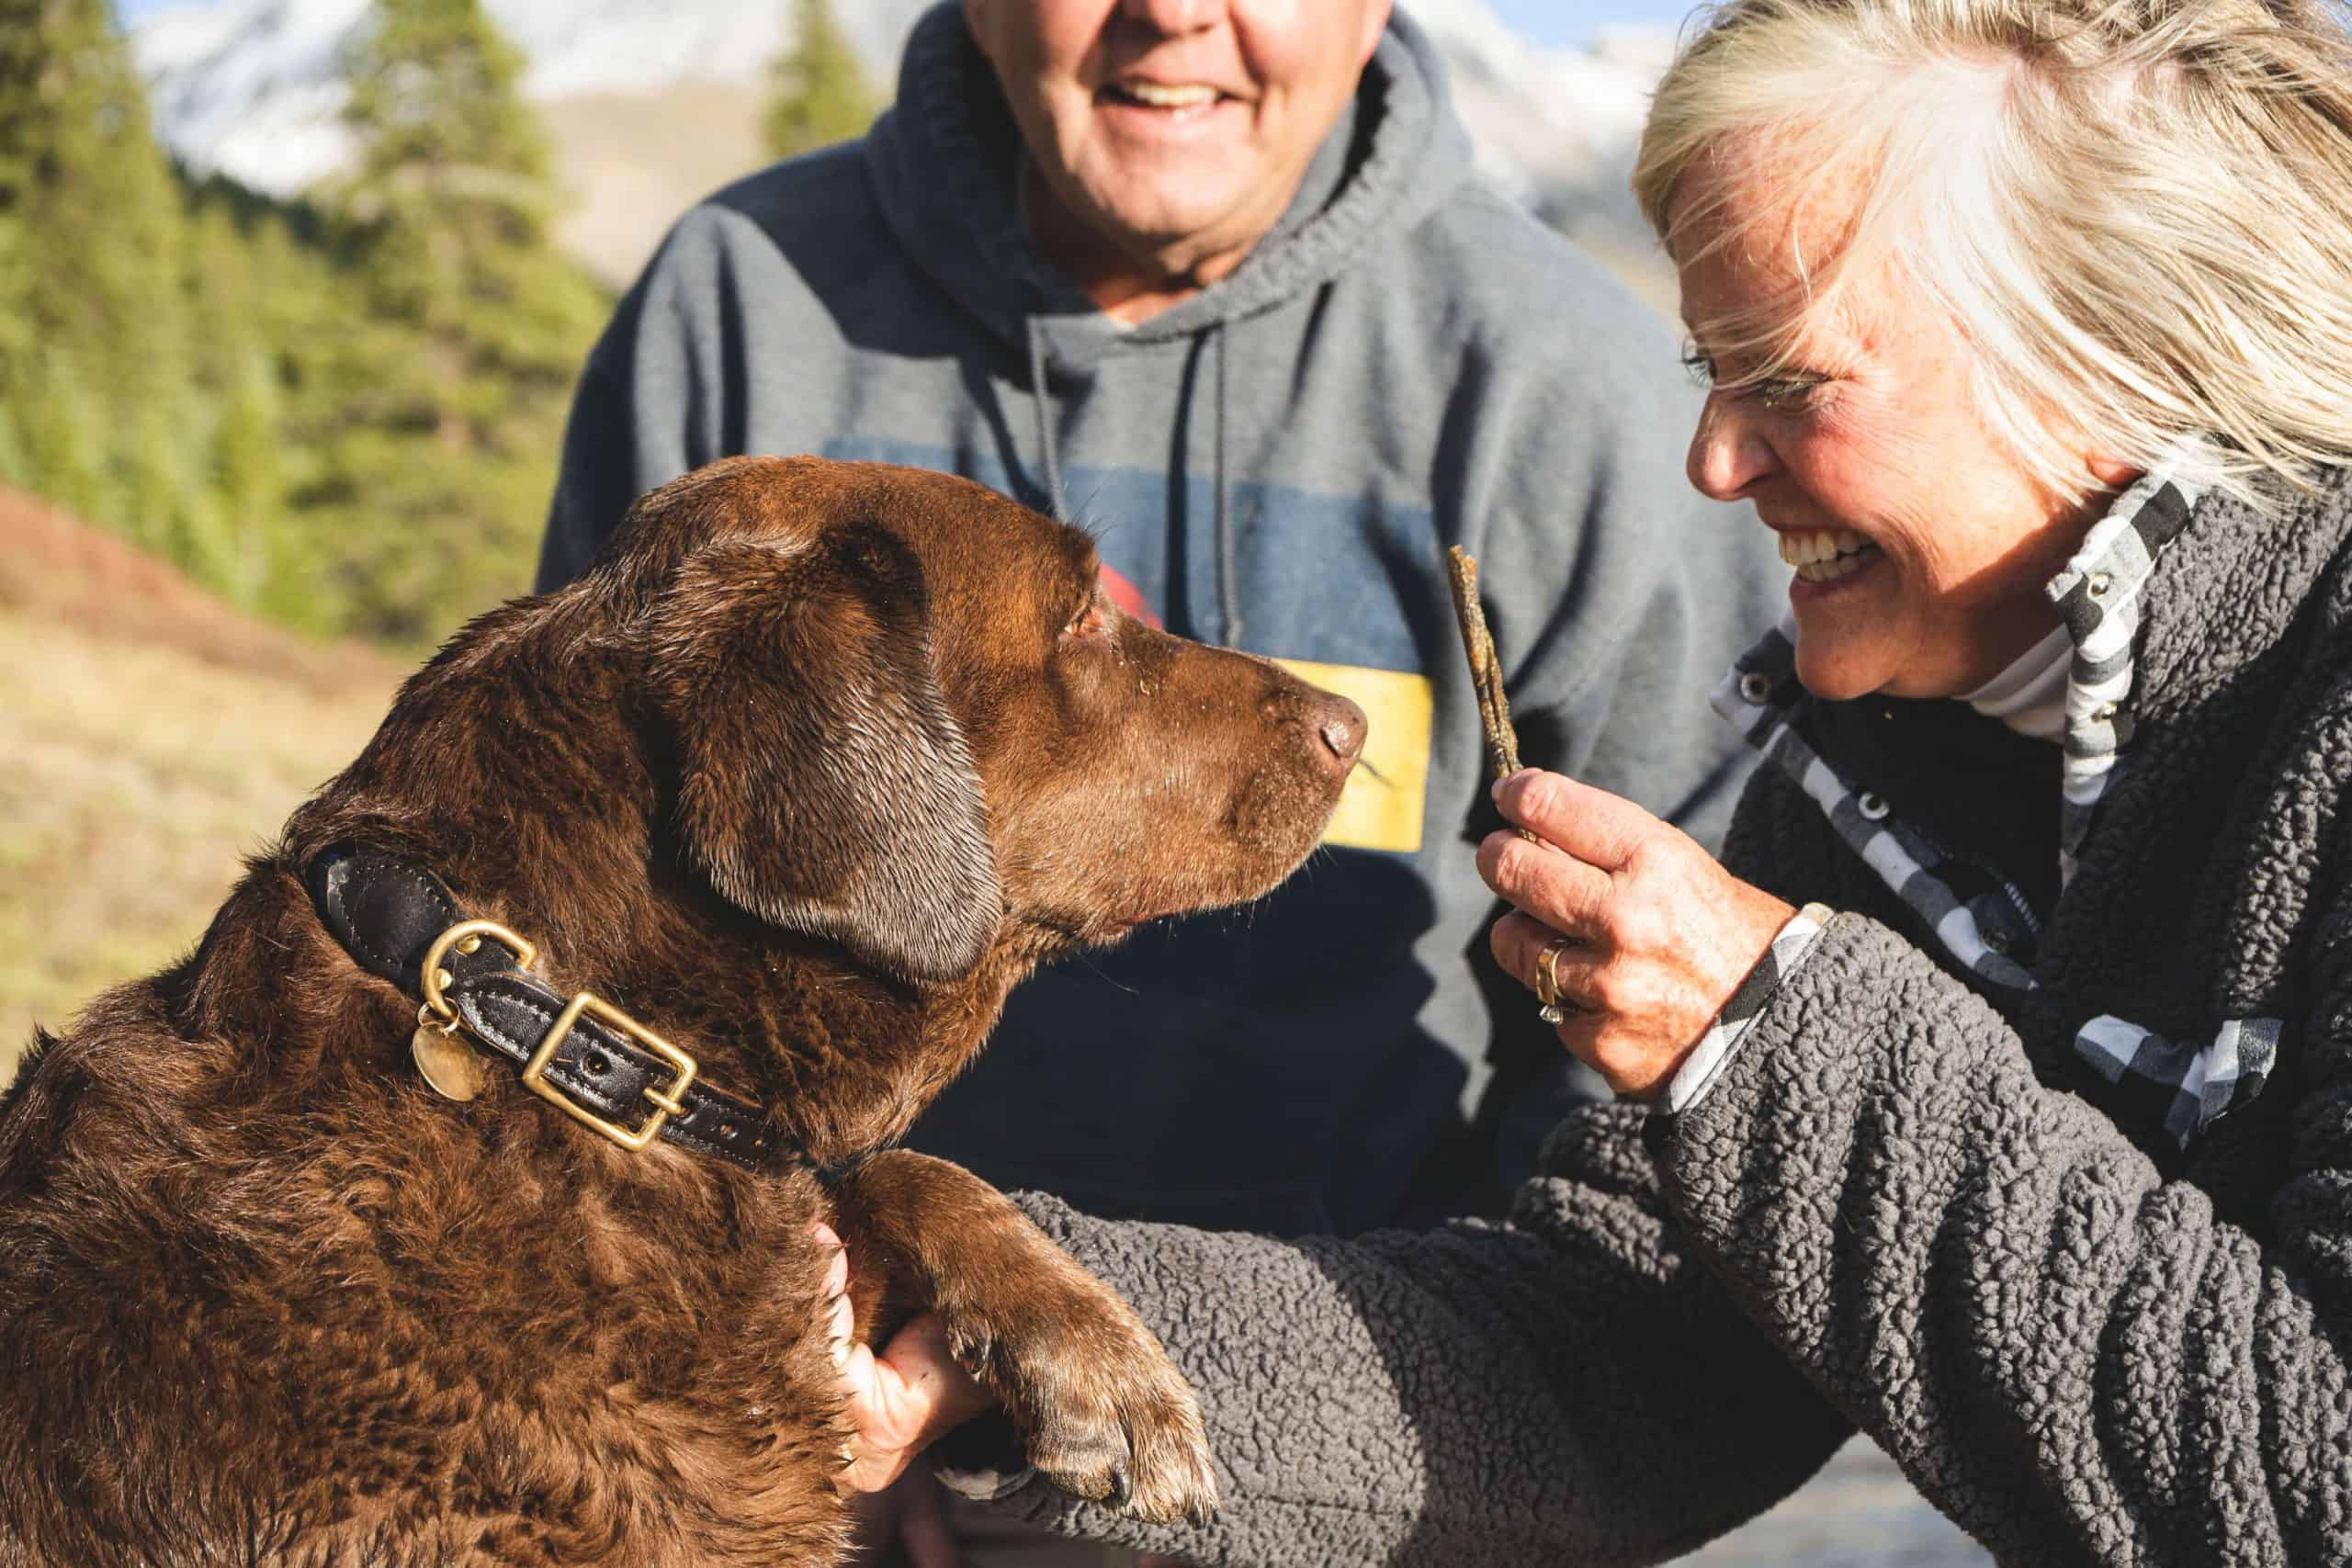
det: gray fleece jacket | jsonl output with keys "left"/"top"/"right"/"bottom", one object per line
{"left": 538, "top": 5, "right": 1781, "bottom": 1235}
{"left": 995, "top": 473, "right": 2352, "bottom": 1567}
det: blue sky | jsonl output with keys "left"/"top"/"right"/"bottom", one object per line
{"left": 1489, "top": 0, "right": 1699, "bottom": 46}
{"left": 115, "top": 1, "right": 1697, "bottom": 51}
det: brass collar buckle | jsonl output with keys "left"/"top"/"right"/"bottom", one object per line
{"left": 418, "top": 919, "right": 702, "bottom": 1155}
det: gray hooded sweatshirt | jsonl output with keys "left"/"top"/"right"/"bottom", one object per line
{"left": 538, "top": 5, "right": 1782, "bottom": 1235}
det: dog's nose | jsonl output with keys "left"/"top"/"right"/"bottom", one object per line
{"left": 1314, "top": 695, "right": 1368, "bottom": 772}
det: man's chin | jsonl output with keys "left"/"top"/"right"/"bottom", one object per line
{"left": 1077, "top": 175, "right": 1261, "bottom": 256}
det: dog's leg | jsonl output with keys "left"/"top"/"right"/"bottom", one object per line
{"left": 832, "top": 1150, "right": 1218, "bottom": 1526}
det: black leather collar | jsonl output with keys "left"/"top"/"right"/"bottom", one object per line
{"left": 305, "top": 844, "right": 801, "bottom": 1173}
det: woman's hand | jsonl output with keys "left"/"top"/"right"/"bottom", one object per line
{"left": 814, "top": 1224, "right": 996, "bottom": 1495}
{"left": 1478, "top": 769, "right": 1795, "bottom": 1100}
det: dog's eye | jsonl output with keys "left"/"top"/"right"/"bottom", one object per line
{"left": 1063, "top": 595, "right": 1111, "bottom": 645}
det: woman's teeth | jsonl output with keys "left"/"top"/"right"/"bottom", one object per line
{"left": 1778, "top": 528, "right": 1878, "bottom": 582}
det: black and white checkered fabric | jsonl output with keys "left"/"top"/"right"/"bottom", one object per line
{"left": 1712, "top": 621, "right": 2038, "bottom": 994}
{"left": 1667, "top": 902, "right": 1831, "bottom": 1112}
{"left": 1702, "top": 449, "right": 2281, "bottom": 1145}
{"left": 2047, "top": 462, "right": 2202, "bottom": 886}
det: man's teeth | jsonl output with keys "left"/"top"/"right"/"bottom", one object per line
{"left": 1119, "top": 82, "right": 1220, "bottom": 107}
{"left": 1778, "top": 528, "right": 1876, "bottom": 581}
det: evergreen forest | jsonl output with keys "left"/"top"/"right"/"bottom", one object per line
{"left": 0, "top": 0, "right": 876, "bottom": 651}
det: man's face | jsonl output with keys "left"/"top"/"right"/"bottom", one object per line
{"left": 964, "top": 0, "right": 1391, "bottom": 277}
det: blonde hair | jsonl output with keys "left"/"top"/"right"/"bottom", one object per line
{"left": 1634, "top": 0, "right": 2352, "bottom": 506}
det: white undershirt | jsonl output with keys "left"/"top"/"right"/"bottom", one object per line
{"left": 1960, "top": 625, "right": 2073, "bottom": 743}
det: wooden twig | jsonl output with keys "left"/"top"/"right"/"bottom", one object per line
{"left": 1446, "top": 546, "right": 1540, "bottom": 841}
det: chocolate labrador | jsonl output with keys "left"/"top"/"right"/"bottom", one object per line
{"left": 0, "top": 457, "right": 1365, "bottom": 1566}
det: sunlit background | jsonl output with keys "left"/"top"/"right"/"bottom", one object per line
{"left": 2, "top": 0, "right": 1702, "bottom": 1076}
{"left": 113, "top": 0, "right": 1712, "bottom": 48}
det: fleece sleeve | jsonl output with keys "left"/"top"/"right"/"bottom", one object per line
{"left": 994, "top": 1104, "right": 1851, "bottom": 1568}
{"left": 1660, "top": 906, "right": 2352, "bottom": 1565}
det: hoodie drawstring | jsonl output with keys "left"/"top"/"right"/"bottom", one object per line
{"left": 1211, "top": 322, "right": 1243, "bottom": 649}
{"left": 1026, "top": 314, "right": 1068, "bottom": 524}
{"left": 1024, "top": 314, "right": 1242, "bottom": 649}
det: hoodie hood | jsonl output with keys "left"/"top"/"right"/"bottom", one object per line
{"left": 865, "top": 2, "right": 1476, "bottom": 378}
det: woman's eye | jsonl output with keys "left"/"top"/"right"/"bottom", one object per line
{"left": 1683, "top": 345, "right": 1827, "bottom": 412}
{"left": 1749, "top": 377, "right": 1826, "bottom": 411}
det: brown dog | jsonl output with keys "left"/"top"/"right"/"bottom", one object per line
{"left": 0, "top": 457, "right": 1364, "bottom": 1566}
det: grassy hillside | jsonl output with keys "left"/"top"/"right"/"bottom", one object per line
{"left": 0, "top": 486, "right": 400, "bottom": 1087}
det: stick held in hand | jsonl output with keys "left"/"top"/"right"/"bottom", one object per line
{"left": 1447, "top": 546, "right": 1541, "bottom": 842}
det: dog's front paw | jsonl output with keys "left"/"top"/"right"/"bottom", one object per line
{"left": 978, "top": 1288, "right": 1220, "bottom": 1526}
{"left": 1024, "top": 1338, "right": 1218, "bottom": 1526}
{"left": 832, "top": 1150, "right": 1221, "bottom": 1527}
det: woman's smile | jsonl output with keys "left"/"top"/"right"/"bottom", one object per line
{"left": 1776, "top": 527, "right": 1881, "bottom": 589}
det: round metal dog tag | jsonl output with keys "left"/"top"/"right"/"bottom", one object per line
{"left": 411, "top": 1022, "right": 488, "bottom": 1101}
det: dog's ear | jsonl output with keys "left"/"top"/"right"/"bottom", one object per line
{"left": 650, "top": 525, "right": 1001, "bottom": 985}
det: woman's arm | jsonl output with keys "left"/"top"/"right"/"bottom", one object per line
{"left": 970, "top": 1103, "right": 1849, "bottom": 1568}
{"left": 1657, "top": 904, "right": 2352, "bottom": 1564}
{"left": 1476, "top": 750, "right": 2352, "bottom": 1562}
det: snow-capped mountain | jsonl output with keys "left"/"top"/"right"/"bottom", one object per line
{"left": 136, "top": 0, "right": 935, "bottom": 196}
{"left": 133, "top": 0, "right": 1677, "bottom": 299}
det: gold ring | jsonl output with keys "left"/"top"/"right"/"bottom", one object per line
{"left": 1535, "top": 935, "right": 1573, "bottom": 1024}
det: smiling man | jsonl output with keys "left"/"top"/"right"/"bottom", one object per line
{"left": 539, "top": 4, "right": 1776, "bottom": 1554}
{"left": 960, "top": 0, "right": 1388, "bottom": 321}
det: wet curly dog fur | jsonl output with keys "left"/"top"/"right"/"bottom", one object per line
{"left": 0, "top": 457, "right": 1363, "bottom": 1566}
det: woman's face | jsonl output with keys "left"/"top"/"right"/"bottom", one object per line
{"left": 1672, "top": 146, "right": 2119, "bottom": 702}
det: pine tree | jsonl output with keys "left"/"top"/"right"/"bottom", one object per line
{"left": 178, "top": 179, "right": 350, "bottom": 625}
{"left": 337, "top": 0, "right": 587, "bottom": 438}
{"left": 324, "top": 0, "right": 605, "bottom": 645}
{"left": 0, "top": 0, "right": 198, "bottom": 550}
{"left": 763, "top": 0, "right": 877, "bottom": 163}
{"left": 14, "top": 352, "right": 112, "bottom": 524}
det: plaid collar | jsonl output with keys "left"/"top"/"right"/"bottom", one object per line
{"left": 2044, "top": 455, "right": 2209, "bottom": 883}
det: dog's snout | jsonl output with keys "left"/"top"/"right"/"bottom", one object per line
{"left": 1313, "top": 694, "right": 1368, "bottom": 773}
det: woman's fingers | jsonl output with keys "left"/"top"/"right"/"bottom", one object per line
{"left": 1479, "top": 825, "right": 1613, "bottom": 933}
{"left": 1490, "top": 910, "right": 1601, "bottom": 1007}
{"left": 1493, "top": 768, "right": 1662, "bottom": 871}
{"left": 1477, "top": 771, "right": 1800, "bottom": 1099}
{"left": 813, "top": 1221, "right": 853, "bottom": 1368}
{"left": 838, "top": 1313, "right": 997, "bottom": 1495}
{"left": 815, "top": 1219, "right": 998, "bottom": 1497}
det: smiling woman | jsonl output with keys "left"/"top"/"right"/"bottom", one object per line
{"left": 1663, "top": 139, "right": 2127, "bottom": 701}
{"left": 1635, "top": 0, "right": 2352, "bottom": 697}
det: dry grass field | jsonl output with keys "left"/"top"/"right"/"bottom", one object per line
{"left": 0, "top": 488, "right": 400, "bottom": 1088}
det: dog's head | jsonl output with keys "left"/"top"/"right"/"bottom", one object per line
{"left": 578, "top": 456, "right": 1361, "bottom": 987}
